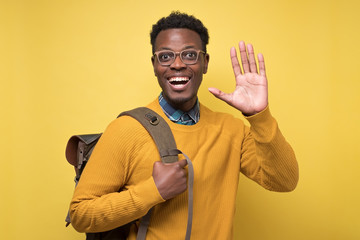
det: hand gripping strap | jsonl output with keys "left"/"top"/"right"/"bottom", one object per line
{"left": 136, "top": 149, "right": 194, "bottom": 240}
{"left": 119, "top": 108, "right": 193, "bottom": 240}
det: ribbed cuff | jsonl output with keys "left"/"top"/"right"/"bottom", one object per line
{"left": 131, "top": 176, "right": 165, "bottom": 213}
{"left": 244, "top": 105, "right": 278, "bottom": 143}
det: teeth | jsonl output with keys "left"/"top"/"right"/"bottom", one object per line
{"left": 169, "top": 77, "right": 189, "bottom": 83}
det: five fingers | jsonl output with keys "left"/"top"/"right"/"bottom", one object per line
{"left": 231, "top": 41, "right": 266, "bottom": 77}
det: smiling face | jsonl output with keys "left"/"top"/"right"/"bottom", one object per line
{"left": 152, "top": 28, "right": 209, "bottom": 112}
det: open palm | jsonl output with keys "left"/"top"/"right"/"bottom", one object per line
{"left": 209, "top": 41, "right": 268, "bottom": 116}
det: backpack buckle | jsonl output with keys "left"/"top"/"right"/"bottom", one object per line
{"left": 145, "top": 113, "right": 159, "bottom": 125}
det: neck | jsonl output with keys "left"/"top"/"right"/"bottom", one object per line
{"left": 162, "top": 95, "right": 197, "bottom": 112}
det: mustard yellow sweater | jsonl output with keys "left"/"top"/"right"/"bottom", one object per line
{"left": 70, "top": 99, "right": 298, "bottom": 240}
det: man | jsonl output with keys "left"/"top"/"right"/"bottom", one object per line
{"left": 70, "top": 12, "right": 298, "bottom": 239}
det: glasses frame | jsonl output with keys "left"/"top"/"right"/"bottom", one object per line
{"left": 153, "top": 49, "right": 206, "bottom": 66}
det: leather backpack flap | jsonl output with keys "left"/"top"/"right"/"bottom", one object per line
{"left": 65, "top": 134, "right": 101, "bottom": 179}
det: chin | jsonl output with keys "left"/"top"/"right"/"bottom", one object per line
{"left": 165, "top": 94, "right": 196, "bottom": 109}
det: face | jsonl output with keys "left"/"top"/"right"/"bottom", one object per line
{"left": 152, "top": 28, "right": 209, "bottom": 112}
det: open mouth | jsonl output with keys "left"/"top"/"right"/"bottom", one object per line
{"left": 168, "top": 77, "right": 190, "bottom": 85}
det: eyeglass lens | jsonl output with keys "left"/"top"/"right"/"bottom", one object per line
{"left": 157, "top": 50, "right": 199, "bottom": 65}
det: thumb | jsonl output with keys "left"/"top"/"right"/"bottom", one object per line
{"left": 177, "top": 159, "right": 188, "bottom": 168}
{"left": 208, "top": 87, "right": 232, "bottom": 104}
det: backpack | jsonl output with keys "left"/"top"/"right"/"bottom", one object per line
{"left": 65, "top": 107, "right": 194, "bottom": 240}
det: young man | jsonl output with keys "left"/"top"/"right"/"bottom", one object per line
{"left": 70, "top": 12, "right": 298, "bottom": 239}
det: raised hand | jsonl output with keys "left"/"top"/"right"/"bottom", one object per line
{"left": 208, "top": 41, "right": 268, "bottom": 116}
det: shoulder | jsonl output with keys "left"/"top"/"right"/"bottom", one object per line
{"left": 95, "top": 113, "right": 155, "bottom": 158}
{"left": 200, "top": 104, "right": 245, "bottom": 128}
{"left": 198, "top": 104, "right": 249, "bottom": 144}
{"left": 196, "top": 104, "right": 248, "bottom": 152}
{"left": 104, "top": 114, "right": 151, "bottom": 140}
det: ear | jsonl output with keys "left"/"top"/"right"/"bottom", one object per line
{"left": 203, "top": 53, "right": 210, "bottom": 74}
{"left": 151, "top": 56, "right": 157, "bottom": 76}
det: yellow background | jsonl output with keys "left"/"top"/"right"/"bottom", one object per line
{"left": 1, "top": 0, "right": 359, "bottom": 239}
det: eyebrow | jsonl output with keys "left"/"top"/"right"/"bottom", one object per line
{"left": 157, "top": 45, "right": 197, "bottom": 51}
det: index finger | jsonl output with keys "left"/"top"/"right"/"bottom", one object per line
{"left": 162, "top": 159, "right": 187, "bottom": 168}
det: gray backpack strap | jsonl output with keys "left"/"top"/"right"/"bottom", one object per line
{"left": 120, "top": 107, "right": 194, "bottom": 240}
{"left": 136, "top": 153, "right": 193, "bottom": 240}
{"left": 119, "top": 107, "right": 178, "bottom": 163}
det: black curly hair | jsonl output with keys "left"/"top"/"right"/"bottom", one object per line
{"left": 150, "top": 11, "right": 209, "bottom": 54}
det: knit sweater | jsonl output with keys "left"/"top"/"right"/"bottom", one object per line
{"left": 70, "top": 99, "right": 298, "bottom": 240}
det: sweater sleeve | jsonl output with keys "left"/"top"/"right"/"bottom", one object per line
{"left": 240, "top": 106, "right": 299, "bottom": 192}
{"left": 69, "top": 117, "right": 165, "bottom": 233}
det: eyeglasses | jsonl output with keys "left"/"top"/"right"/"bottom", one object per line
{"left": 153, "top": 49, "right": 205, "bottom": 66}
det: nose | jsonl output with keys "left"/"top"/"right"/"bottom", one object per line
{"left": 170, "top": 54, "right": 186, "bottom": 70}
